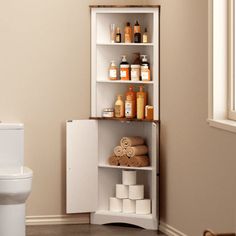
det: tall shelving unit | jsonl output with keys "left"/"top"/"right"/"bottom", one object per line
{"left": 66, "top": 6, "right": 160, "bottom": 230}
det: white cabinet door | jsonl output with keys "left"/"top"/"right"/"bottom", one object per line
{"left": 66, "top": 120, "right": 98, "bottom": 213}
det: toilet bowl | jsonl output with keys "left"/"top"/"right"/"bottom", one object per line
{"left": 0, "top": 123, "right": 33, "bottom": 236}
{"left": 0, "top": 167, "right": 33, "bottom": 236}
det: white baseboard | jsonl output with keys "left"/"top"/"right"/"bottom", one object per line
{"left": 26, "top": 214, "right": 90, "bottom": 226}
{"left": 159, "top": 221, "right": 187, "bottom": 236}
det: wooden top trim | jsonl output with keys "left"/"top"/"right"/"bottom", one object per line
{"left": 90, "top": 117, "right": 159, "bottom": 123}
{"left": 89, "top": 5, "right": 160, "bottom": 9}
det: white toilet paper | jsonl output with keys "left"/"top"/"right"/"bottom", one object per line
{"left": 122, "top": 170, "right": 137, "bottom": 185}
{"left": 109, "top": 197, "right": 122, "bottom": 212}
{"left": 122, "top": 199, "right": 136, "bottom": 213}
{"left": 129, "top": 185, "right": 144, "bottom": 200}
{"left": 116, "top": 184, "right": 129, "bottom": 199}
{"left": 136, "top": 199, "right": 151, "bottom": 214}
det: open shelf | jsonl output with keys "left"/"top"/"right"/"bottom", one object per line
{"left": 94, "top": 210, "right": 153, "bottom": 219}
{"left": 91, "top": 209, "right": 157, "bottom": 230}
{"left": 90, "top": 117, "right": 159, "bottom": 123}
{"left": 96, "top": 80, "right": 154, "bottom": 84}
{"left": 97, "top": 43, "right": 154, "bottom": 46}
{"left": 98, "top": 164, "right": 153, "bottom": 171}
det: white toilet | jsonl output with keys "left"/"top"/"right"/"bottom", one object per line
{"left": 0, "top": 123, "right": 33, "bottom": 236}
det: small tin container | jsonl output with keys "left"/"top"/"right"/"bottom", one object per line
{"left": 103, "top": 108, "right": 114, "bottom": 118}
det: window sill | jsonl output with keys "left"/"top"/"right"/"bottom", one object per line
{"left": 207, "top": 118, "right": 236, "bottom": 133}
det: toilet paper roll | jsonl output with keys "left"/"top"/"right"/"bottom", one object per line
{"left": 122, "top": 199, "right": 136, "bottom": 213}
{"left": 136, "top": 199, "right": 151, "bottom": 214}
{"left": 129, "top": 185, "right": 144, "bottom": 200}
{"left": 122, "top": 170, "right": 137, "bottom": 185}
{"left": 116, "top": 184, "right": 129, "bottom": 199}
{"left": 109, "top": 197, "right": 122, "bottom": 212}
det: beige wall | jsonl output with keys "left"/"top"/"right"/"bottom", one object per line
{"left": 146, "top": 0, "right": 236, "bottom": 235}
{"left": 0, "top": 0, "right": 146, "bottom": 215}
{"left": 0, "top": 0, "right": 235, "bottom": 235}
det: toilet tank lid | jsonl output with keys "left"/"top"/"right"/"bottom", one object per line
{"left": 0, "top": 123, "right": 24, "bottom": 130}
{"left": 0, "top": 167, "right": 33, "bottom": 179}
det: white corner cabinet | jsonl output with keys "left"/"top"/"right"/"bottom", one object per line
{"left": 66, "top": 6, "right": 160, "bottom": 230}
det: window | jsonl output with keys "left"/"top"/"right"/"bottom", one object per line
{"left": 208, "top": 0, "right": 236, "bottom": 132}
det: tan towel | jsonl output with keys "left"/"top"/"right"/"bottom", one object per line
{"left": 119, "top": 155, "right": 130, "bottom": 166}
{"left": 120, "top": 137, "right": 145, "bottom": 149}
{"left": 113, "top": 146, "right": 126, "bottom": 157}
{"left": 129, "top": 156, "right": 150, "bottom": 167}
{"left": 126, "top": 145, "right": 148, "bottom": 157}
{"left": 108, "top": 156, "right": 120, "bottom": 166}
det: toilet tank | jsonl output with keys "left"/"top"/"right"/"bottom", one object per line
{"left": 0, "top": 123, "right": 24, "bottom": 168}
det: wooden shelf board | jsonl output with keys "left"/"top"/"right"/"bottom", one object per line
{"left": 97, "top": 80, "right": 154, "bottom": 84}
{"left": 90, "top": 5, "right": 160, "bottom": 9}
{"left": 90, "top": 117, "right": 159, "bottom": 123}
{"left": 98, "top": 164, "right": 153, "bottom": 171}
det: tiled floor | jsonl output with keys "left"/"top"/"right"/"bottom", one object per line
{"left": 26, "top": 224, "right": 165, "bottom": 236}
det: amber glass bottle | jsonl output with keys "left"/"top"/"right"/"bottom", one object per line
{"left": 134, "top": 21, "right": 141, "bottom": 43}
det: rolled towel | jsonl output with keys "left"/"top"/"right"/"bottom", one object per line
{"left": 114, "top": 146, "right": 126, "bottom": 157}
{"left": 120, "top": 137, "right": 145, "bottom": 149}
{"left": 129, "top": 156, "right": 150, "bottom": 167}
{"left": 126, "top": 145, "right": 148, "bottom": 157}
{"left": 108, "top": 156, "right": 120, "bottom": 166}
{"left": 119, "top": 155, "right": 130, "bottom": 166}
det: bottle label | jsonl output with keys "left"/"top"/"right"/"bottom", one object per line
{"left": 141, "top": 66, "right": 150, "bottom": 81}
{"left": 125, "top": 102, "right": 132, "bottom": 116}
{"left": 143, "top": 35, "right": 148, "bottom": 43}
{"left": 141, "top": 71, "right": 149, "bottom": 80}
{"left": 134, "top": 34, "right": 141, "bottom": 43}
{"left": 131, "top": 70, "right": 138, "bottom": 77}
{"left": 134, "top": 25, "right": 141, "bottom": 33}
{"left": 115, "top": 35, "right": 121, "bottom": 43}
{"left": 120, "top": 68, "right": 129, "bottom": 80}
{"left": 109, "top": 69, "right": 117, "bottom": 78}
{"left": 115, "top": 105, "right": 121, "bottom": 117}
{"left": 125, "top": 33, "right": 131, "bottom": 43}
{"left": 120, "top": 70, "right": 127, "bottom": 77}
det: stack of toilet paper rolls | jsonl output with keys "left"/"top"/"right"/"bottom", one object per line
{"left": 109, "top": 170, "right": 151, "bottom": 214}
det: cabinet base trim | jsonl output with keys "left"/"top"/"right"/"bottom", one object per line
{"left": 26, "top": 214, "right": 90, "bottom": 226}
{"left": 91, "top": 211, "right": 158, "bottom": 230}
{"left": 159, "top": 221, "right": 187, "bottom": 236}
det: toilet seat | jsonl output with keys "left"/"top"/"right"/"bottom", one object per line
{"left": 0, "top": 167, "right": 32, "bottom": 180}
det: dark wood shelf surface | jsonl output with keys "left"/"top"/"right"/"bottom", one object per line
{"left": 89, "top": 5, "right": 160, "bottom": 8}
{"left": 90, "top": 117, "right": 159, "bottom": 123}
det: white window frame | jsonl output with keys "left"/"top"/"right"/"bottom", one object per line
{"left": 228, "top": 0, "right": 236, "bottom": 120}
{"left": 208, "top": 0, "right": 236, "bottom": 133}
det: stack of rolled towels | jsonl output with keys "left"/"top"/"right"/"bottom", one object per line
{"left": 109, "top": 170, "right": 151, "bottom": 215}
{"left": 108, "top": 136, "right": 150, "bottom": 167}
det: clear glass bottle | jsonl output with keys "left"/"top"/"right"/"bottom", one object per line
{"left": 110, "top": 24, "right": 116, "bottom": 43}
